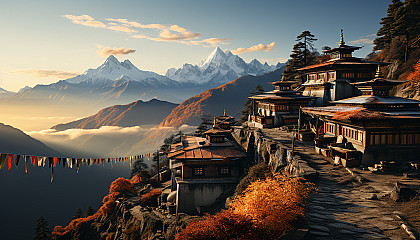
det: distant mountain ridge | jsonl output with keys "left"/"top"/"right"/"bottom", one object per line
{"left": 6, "top": 49, "right": 284, "bottom": 106}
{"left": 166, "top": 47, "right": 284, "bottom": 86}
{"left": 66, "top": 55, "right": 180, "bottom": 87}
{"left": 160, "top": 69, "right": 283, "bottom": 127}
{"left": 0, "top": 87, "right": 15, "bottom": 98}
{"left": 52, "top": 99, "right": 178, "bottom": 131}
{"left": 0, "top": 123, "right": 62, "bottom": 156}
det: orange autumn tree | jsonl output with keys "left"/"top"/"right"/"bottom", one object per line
{"left": 175, "top": 210, "right": 261, "bottom": 240}
{"left": 407, "top": 58, "right": 420, "bottom": 81}
{"left": 229, "top": 173, "right": 315, "bottom": 238}
{"left": 52, "top": 177, "right": 134, "bottom": 238}
{"left": 176, "top": 173, "right": 315, "bottom": 239}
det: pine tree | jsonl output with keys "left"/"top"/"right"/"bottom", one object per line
{"left": 392, "top": 3, "right": 410, "bottom": 62}
{"left": 297, "top": 31, "right": 318, "bottom": 66}
{"left": 195, "top": 115, "right": 212, "bottom": 136}
{"left": 131, "top": 157, "right": 148, "bottom": 177}
{"left": 404, "top": 0, "right": 420, "bottom": 38}
{"left": 71, "top": 208, "right": 83, "bottom": 221}
{"left": 374, "top": 0, "right": 403, "bottom": 51}
{"left": 240, "top": 84, "right": 265, "bottom": 123}
{"left": 84, "top": 206, "right": 95, "bottom": 218}
{"left": 34, "top": 216, "right": 51, "bottom": 240}
{"left": 283, "top": 31, "right": 318, "bottom": 81}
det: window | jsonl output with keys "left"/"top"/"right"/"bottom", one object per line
{"left": 308, "top": 74, "right": 316, "bottom": 81}
{"left": 325, "top": 122, "right": 335, "bottom": 135}
{"left": 193, "top": 167, "right": 204, "bottom": 176}
{"left": 340, "top": 72, "right": 355, "bottom": 79}
{"left": 220, "top": 166, "right": 230, "bottom": 175}
{"left": 318, "top": 73, "right": 325, "bottom": 81}
{"left": 328, "top": 72, "right": 335, "bottom": 80}
{"left": 340, "top": 53, "right": 352, "bottom": 58}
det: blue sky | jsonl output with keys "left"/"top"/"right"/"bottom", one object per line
{"left": 0, "top": 0, "right": 390, "bottom": 91}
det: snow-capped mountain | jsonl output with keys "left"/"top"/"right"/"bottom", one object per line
{"left": 165, "top": 47, "right": 284, "bottom": 86}
{"left": 67, "top": 55, "right": 180, "bottom": 87}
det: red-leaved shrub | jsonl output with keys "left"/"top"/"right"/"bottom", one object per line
{"left": 52, "top": 177, "right": 134, "bottom": 238}
{"left": 141, "top": 189, "right": 162, "bottom": 206}
{"left": 175, "top": 173, "right": 316, "bottom": 240}
{"left": 175, "top": 210, "right": 262, "bottom": 240}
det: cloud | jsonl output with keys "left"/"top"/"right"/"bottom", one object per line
{"left": 348, "top": 38, "right": 374, "bottom": 45}
{"left": 96, "top": 45, "right": 136, "bottom": 57}
{"left": 11, "top": 69, "right": 80, "bottom": 78}
{"left": 63, "top": 15, "right": 107, "bottom": 28}
{"left": 64, "top": 14, "right": 225, "bottom": 47}
{"left": 27, "top": 125, "right": 196, "bottom": 158}
{"left": 187, "top": 38, "right": 231, "bottom": 47}
{"left": 105, "top": 18, "right": 166, "bottom": 30}
{"left": 63, "top": 15, "right": 136, "bottom": 33}
{"left": 231, "top": 42, "right": 276, "bottom": 54}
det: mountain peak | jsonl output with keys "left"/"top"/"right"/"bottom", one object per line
{"left": 199, "top": 47, "right": 227, "bottom": 69}
{"left": 105, "top": 55, "right": 119, "bottom": 64}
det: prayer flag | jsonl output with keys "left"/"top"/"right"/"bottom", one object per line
{"left": 8, "top": 154, "right": 14, "bottom": 170}
{"left": 0, "top": 153, "right": 7, "bottom": 170}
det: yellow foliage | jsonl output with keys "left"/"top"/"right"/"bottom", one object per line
{"left": 230, "top": 173, "right": 315, "bottom": 236}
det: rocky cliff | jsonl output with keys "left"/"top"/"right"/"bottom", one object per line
{"left": 232, "top": 125, "right": 317, "bottom": 180}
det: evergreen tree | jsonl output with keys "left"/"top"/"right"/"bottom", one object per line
{"left": 297, "top": 31, "right": 318, "bottom": 66}
{"left": 240, "top": 84, "right": 265, "bottom": 123}
{"left": 131, "top": 157, "right": 148, "bottom": 177}
{"left": 34, "top": 216, "right": 51, "bottom": 240}
{"left": 84, "top": 206, "right": 95, "bottom": 218}
{"left": 404, "top": 0, "right": 420, "bottom": 38}
{"left": 374, "top": 0, "right": 403, "bottom": 51}
{"left": 283, "top": 31, "right": 318, "bottom": 81}
{"left": 392, "top": 2, "right": 410, "bottom": 62}
{"left": 71, "top": 208, "right": 83, "bottom": 220}
{"left": 195, "top": 115, "right": 212, "bottom": 136}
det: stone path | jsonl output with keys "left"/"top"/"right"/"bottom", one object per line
{"left": 261, "top": 129, "right": 415, "bottom": 240}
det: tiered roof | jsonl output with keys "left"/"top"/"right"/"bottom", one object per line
{"left": 302, "top": 67, "right": 420, "bottom": 121}
{"left": 250, "top": 78, "right": 315, "bottom": 101}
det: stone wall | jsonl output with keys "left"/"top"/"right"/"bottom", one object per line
{"left": 176, "top": 180, "right": 238, "bottom": 215}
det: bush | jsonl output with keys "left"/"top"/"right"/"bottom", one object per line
{"left": 175, "top": 210, "right": 262, "bottom": 240}
{"left": 141, "top": 189, "right": 162, "bottom": 206}
{"left": 234, "top": 163, "right": 271, "bottom": 196}
{"left": 230, "top": 173, "right": 316, "bottom": 238}
{"left": 176, "top": 173, "right": 316, "bottom": 240}
{"left": 52, "top": 177, "right": 135, "bottom": 238}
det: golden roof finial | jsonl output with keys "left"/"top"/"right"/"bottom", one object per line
{"left": 213, "top": 116, "right": 217, "bottom": 127}
{"left": 223, "top": 109, "right": 227, "bottom": 116}
{"left": 340, "top": 29, "right": 345, "bottom": 46}
{"left": 375, "top": 64, "right": 383, "bottom": 78}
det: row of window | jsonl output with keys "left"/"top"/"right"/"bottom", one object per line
{"left": 324, "top": 121, "right": 420, "bottom": 146}
{"left": 324, "top": 122, "right": 364, "bottom": 142}
{"left": 307, "top": 72, "right": 336, "bottom": 82}
{"left": 342, "top": 126, "right": 364, "bottom": 142}
{"left": 339, "top": 72, "right": 374, "bottom": 79}
{"left": 259, "top": 104, "right": 303, "bottom": 112}
{"left": 368, "top": 132, "right": 420, "bottom": 146}
{"left": 192, "top": 166, "right": 230, "bottom": 176}
{"left": 275, "top": 86, "right": 292, "bottom": 91}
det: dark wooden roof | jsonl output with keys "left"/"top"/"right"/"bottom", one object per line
{"left": 323, "top": 45, "right": 361, "bottom": 53}
{"left": 205, "top": 127, "right": 231, "bottom": 135}
{"left": 350, "top": 78, "right": 408, "bottom": 87}
{"left": 167, "top": 136, "right": 245, "bottom": 160}
{"left": 297, "top": 60, "right": 389, "bottom": 71}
